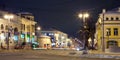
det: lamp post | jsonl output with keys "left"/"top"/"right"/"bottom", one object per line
{"left": 78, "top": 12, "right": 89, "bottom": 50}
{"left": 4, "top": 14, "right": 14, "bottom": 50}
{"left": 101, "top": 9, "right": 106, "bottom": 52}
{"left": 37, "top": 26, "right": 41, "bottom": 41}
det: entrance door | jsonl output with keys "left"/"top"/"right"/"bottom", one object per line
{"left": 107, "top": 41, "right": 118, "bottom": 48}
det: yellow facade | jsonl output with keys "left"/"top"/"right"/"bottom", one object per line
{"left": 95, "top": 8, "right": 120, "bottom": 51}
{"left": 18, "top": 12, "right": 37, "bottom": 43}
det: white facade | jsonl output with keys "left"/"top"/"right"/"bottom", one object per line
{"left": 40, "top": 30, "right": 68, "bottom": 48}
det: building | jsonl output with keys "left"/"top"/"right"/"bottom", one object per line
{"left": 95, "top": 7, "right": 120, "bottom": 51}
{"left": 0, "top": 10, "right": 37, "bottom": 49}
{"left": 17, "top": 12, "right": 37, "bottom": 44}
{"left": 40, "top": 29, "right": 68, "bottom": 48}
{"left": 38, "top": 35, "right": 51, "bottom": 48}
{"left": 0, "top": 10, "right": 21, "bottom": 49}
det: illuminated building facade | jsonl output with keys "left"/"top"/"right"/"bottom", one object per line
{"left": 0, "top": 10, "right": 21, "bottom": 49}
{"left": 95, "top": 7, "right": 120, "bottom": 51}
{"left": 0, "top": 10, "right": 37, "bottom": 49}
{"left": 40, "top": 30, "right": 68, "bottom": 48}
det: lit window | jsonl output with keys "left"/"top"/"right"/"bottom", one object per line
{"left": 114, "top": 28, "right": 118, "bottom": 36}
{"left": 49, "top": 33, "right": 53, "bottom": 35}
{"left": 106, "top": 28, "right": 111, "bottom": 36}
{"left": 44, "top": 33, "right": 47, "bottom": 36}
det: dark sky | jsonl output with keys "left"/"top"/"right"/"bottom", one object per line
{"left": 1, "top": 0, "right": 120, "bottom": 37}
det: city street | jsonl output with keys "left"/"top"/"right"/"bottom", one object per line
{"left": 0, "top": 50, "right": 118, "bottom": 60}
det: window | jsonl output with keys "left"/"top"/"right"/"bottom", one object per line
{"left": 49, "top": 33, "right": 53, "bottom": 35}
{"left": 27, "top": 25, "right": 30, "bottom": 31}
{"left": 114, "top": 28, "right": 118, "bottom": 36}
{"left": 1, "top": 24, "right": 4, "bottom": 30}
{"left": 111, "top": 17, "right": 114, "bottom": 20}
{"left": 44, "top": 33, "right": 47, "bottom": 36}
{"left": 32, "top": 25, "right": 35, "bottom": 32}
{"left": 116, "top": 17, "right": 119, "bottom": 20}
{"left": 21, "top": 24, "right": 24, "bottom": 30}
{"left": 106, "top": 28, "right": 111, "bottom": 36}
{"left": 24, "top": 24, "right": 25, "bottom": 30}
{"left": 106, "top": 17, "right": 109, "bottom": 20}
{"left": 5, "top": 25, "right": 8, "bottom": 30}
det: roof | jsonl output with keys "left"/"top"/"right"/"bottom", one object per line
{"left": 102, "top": 7, "right": 120, "bottom": 14}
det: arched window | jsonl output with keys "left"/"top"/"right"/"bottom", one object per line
{"left": 5, "top": 25, "right": 8, "bottom": 30}
{"left": 14, "top": 27, "right": 18, "bottom": 32}
{"left": 111, "top": 17, "right": 114, "bottom": 20}
{"left": 106, "top": 17, "right": 109, "bottom": 20}
{"left": 14, "top": 27, "right": 19, "bottom": 35}
{"left": 116, "top": 17, "right": 119, "bottom": 20}
{"left": 1, "top": 24, "right": 4, "bottom": 30}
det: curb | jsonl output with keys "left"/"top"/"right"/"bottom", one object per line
{"left": 79, "top": 54, "right": 120, "bottom": 59}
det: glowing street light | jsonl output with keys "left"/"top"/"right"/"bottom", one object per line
{"left": 78, "top": 12, "right": 89, "bottom": 50}
{"left": 36, "top": 26, "right": 41, "bottom": 42}
{"left": 4, "top": 15, "right": 14, "bottom": 19}
{"left": 4, "top": 14, "right": 14, "bottom": 50}
{"left": 37, "top": 26, "right": 41, "bottom": 31}
{"left": 78, "top": 13, "right": 89, "bottom": 23}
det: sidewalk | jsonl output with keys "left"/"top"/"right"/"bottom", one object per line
{"left": 79, "top": 50, "right": 120, "bottom": 59}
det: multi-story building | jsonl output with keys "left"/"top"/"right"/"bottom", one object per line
{"left": 40, "top": 29, "right": 68, "bottom": 48}
{"left": 0, "top": 10, "right": 37, "bottom": 49}
{"left": 17, "top": 12, "right": 37, "bottom": 43}
{"left": 95, "top": 7, "right": 120, "bottom": 51}
{"left": 0, "top": 10, "right": 22, "bottom": 49}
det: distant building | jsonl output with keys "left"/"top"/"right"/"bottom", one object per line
{"left": 40, "top": 29, "right": 68, "bottom": 48}
{"left": 95, "top": 7, "right": 120, "bottom": 51}
{"left": 38, "top": 35, "right": 51, "bottom": 48}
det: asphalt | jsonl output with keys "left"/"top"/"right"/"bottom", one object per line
{"left": 0, "top": 49, "right": 120, "bottom": 59}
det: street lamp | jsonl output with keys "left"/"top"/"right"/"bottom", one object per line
{"left": 36, "top": 26, "right": 41, "bottom": 41}
{"left": 4, "top": 14, "right": 14, "bottom": 50}
{"left": 101, "top": 9, "right": 106, "bottom": 52}
{"left": 37, "top": 26, "right": 41, "bottom": 31}
{"left": 98, "top": 9, "right": 106, "bottom": 52}
{"left": 78, "top": 12, "right": 89, "bottom": 50}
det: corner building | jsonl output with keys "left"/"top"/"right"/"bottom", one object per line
{"left": 0, "top": 10, "right": 37, "bottom": 49}
{"left": 0, "top": 10, "right": 21, "bottom": 48}
{"left": 95, "top": 7, "right": 120, "bottom": 51}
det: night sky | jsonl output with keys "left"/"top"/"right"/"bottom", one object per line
{"left": 0, "top": 0, "right": 120, "bottom": 38}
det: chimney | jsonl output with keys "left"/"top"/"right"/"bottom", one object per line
{"left": 102, "top": 9, "right": 106, "bottom": 13}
